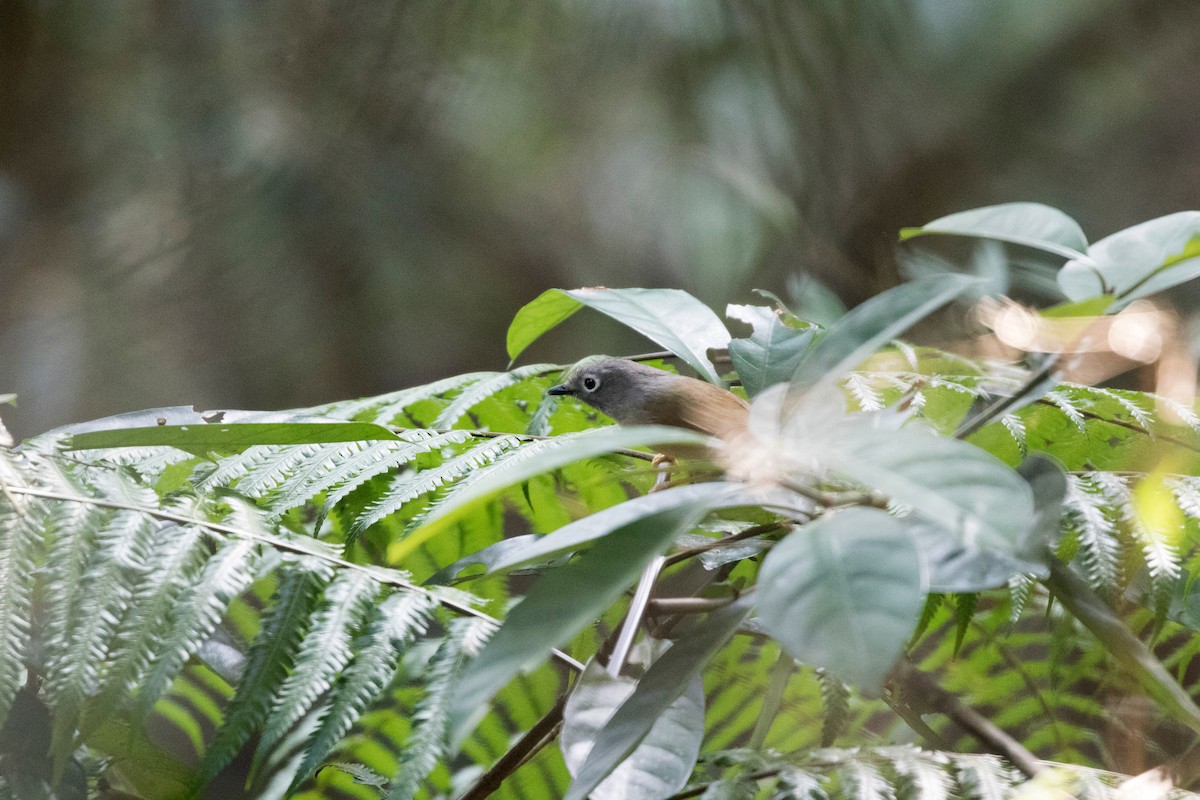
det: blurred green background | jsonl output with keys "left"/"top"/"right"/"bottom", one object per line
{"left": 2, "top": 0, "right": 1198, "bottom": 438}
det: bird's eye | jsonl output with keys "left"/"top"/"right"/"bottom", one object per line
{"left": 582, "top": 376, "right": 600, "bottom": 392}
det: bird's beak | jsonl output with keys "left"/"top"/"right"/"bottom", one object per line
{"left": 546, "top": 384, "right": 572, "bottom": 396}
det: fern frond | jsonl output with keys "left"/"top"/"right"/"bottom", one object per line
{"left": 386, "top": 615, "right": 494, "bottom": 800}
{"left": 1000, "top": 414, "right": 1026, "bottom": 456}
{"left": 816, "top": 669, "right": 850, "bottom": 747}
{"left": 1149, "top": 393, "right": 1200, "bottom": 432}
{"left": 82, "top": 523, "right": 210, "bottom": 733}
{"left": 1045, "top": 389, "right": 1087, "bottom": 432}
{"left": 1063, "top": 475, "right": 1121, "bottom": 591}
{"left": 1084, "top": 386, "right": 1154, "bottom": 429}
{"left": 775, "top": 767, "right": 829, "bottom": 800}
{"left": 1091, "top": 472, "right": 1181, "bottom": 586}
{"left": 256, "top": 571, "right": 380, "bottom": 759}
{"left": 433, "top": 364, "right": 555, "bottom": 428}
{"left": 845, "top": 373, "right": 884, "bottom": 413}
{"left": 367, "top": 373, "right": 497, "bottom": 426}
{"left": 135, "top": 537, "right": 259, "bottom": 714}
{"left": 268, "top": 430, "right": 472, "bottom": 519}
{"left": 839, "top": 761, "right": 895, "bottom": 800}
{"left": 292, "top": 591, "right": 437, "bottom": 787}
{"left": 200, "top": 443, "right": 325, "bottom": 494}
{"left": 952, "top": 754, "right": 1015, "bottom": 800}
{"left": 195, "top": 565, "right": 330, "bottom": 785}
{"left": 525, "top": 393, "right": 560, "bottom": 436}
{"left": 0, "top": 455, "right": 42, "bottom": 725}
{"left": 883, "top": 746, "right": 953, "bottom": 800}
{"left": 350, "top": 435, "right": 522, "bottom": 537}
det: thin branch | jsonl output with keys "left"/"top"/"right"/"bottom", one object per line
{"left": 647, "top": 596, "right": 740, "bottom": 615}
{"left": 663, "top": 521, "right": 789, "bottom": 568}
{"left": 894, "top": 660, "right": 1044, "bottom": 778}
{"left": 3, "top": 484, "right": 587, "bottom": 674}
{"left": 457, "top": 692, "right": 569, "bottom": 800}
{"left": 955, "top": 353, "right": 1061, "bottom": 439}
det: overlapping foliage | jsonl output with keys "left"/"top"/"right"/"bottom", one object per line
{"left": 4, "top": 204, "right": 1200, "bottom": 799}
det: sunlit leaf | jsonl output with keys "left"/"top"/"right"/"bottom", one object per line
{"left": 506, "top": 287, "right": 731, "bottom": 384}
{"left": 1058, "top": 211, "right": 1200, "bottom": 306}
{"left": 900, "top": 202, "right": 1088, "bottom": 260}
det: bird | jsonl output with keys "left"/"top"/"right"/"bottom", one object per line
{"left": 546, "top": 356, "right": 749, "bottom": 459}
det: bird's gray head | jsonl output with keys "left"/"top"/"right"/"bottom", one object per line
{"left": 546, "top": 356, "right": 669, "bottom": 424}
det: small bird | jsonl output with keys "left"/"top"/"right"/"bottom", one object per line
{"left": 546, "top": 357, "right": 749, "bottom": 458}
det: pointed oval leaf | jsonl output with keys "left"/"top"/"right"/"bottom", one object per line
{"left": 562, "top": 655, "right": 704, "bottom": 800}
{"left": 757, "top": 508, "right": 924, "bottom": 691}
{"left": 448, "top": 502, "right": 706, "bottom": 745}
{"left": 792, "top": 275, "right": 980, "bottom": 389}
{"left": 507, "top": 288, "right": 731, "bottom": 384}
{"left": 1058, "top": 211, "right": 1200, "bottom": 306}
{"left": 563, "top": 597, "right": 752, "bottom": 800}
{"left": 900, "top": 202, "right": 1088, "bottom": 260}
{"left": 727, "top": 304, "right": 816, "bottom": 396}
{"left": 828, "top": 426, "right": 1033, "bottom": 553}
{"left": 481, "top": 482, "right": 751, "bottom": 575}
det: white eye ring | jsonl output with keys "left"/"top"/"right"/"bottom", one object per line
{"left": 582, "top": 376, "right": 600, "bottom": 392}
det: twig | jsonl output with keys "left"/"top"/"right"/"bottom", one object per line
{"left": 955, "top": 353, "right": 1061, "bottom": 439}
{"left": 894, "top": 660, "right": 1044, "bottom": 777}
{"left": 663, "top": 521, "right": 789, "bottom": 568}
{"left": 457, "top": 692, "right": 569, "bottom": 800}
{"left": 647, "top": 596, "right": 739, "bottom": 615}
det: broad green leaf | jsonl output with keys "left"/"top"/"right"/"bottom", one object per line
{"left": 448, "top": 502, "right": 704, "bottom": 745}
{"left": 480, "top": 482, "right": 751, "bottom": 575}
{"left": 563, "top": 598, "right": 752, "bottom": 800}
{"left": 757, "top": 508, "right": 924, "bottom": 691}
{"left": 792, "top": 275, "right": 980, "bottom": 389}
{"left": 506, "top": 287, "right": 731, "bottom": 384}
{"left": 828, "top": 426, "right": 1033, "bottom": 553}
{"left": 1039, "top": 295, "right": 1116, "bottom": 318}
{"left": 395, "top": 425, "right": 711, "bottom": 563}
{"left": 69, "top": 421, "right": 400, "bottom": 453}
{"left": 1058, "top": 211, "right": 1200, "bottom": 306}
{"left": 900, "top": 202, "right": 1088, "bottom": 261}
{"left": 561, "top": 650, "right": 705, "bottom": 800}
{"left": 727, "top": 304, "right": 816, "bottom": 396}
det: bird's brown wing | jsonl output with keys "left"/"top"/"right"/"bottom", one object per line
{"left": 643, "top": 378, "right": 750, "bottom": 440}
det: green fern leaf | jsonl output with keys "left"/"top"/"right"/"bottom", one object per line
{"left": 0, "top": 459, "right": 43, "bottom": 725}
{"left": 203, "top": 443, "right": 324, "bottom": 496}
{"left": 816, "top": 669, "right": 850, "bottom": 747}
{"left": 952, "top": 754, "right": 1015, "bottom": 800}
{"left": 362, "top": 372, "right": 497, "bottom": 426}
{"left": 82, "top": 523, "right": 210, "bottom": 734}
{"left": 839, "top": 761, "right": 895, "bottom": 800}
{"left": 136, "top": 537, "right": 258, "bottom": 715}
{"left": 386, "top": 616, "right": 493, "bottom": 800}
{"left": 292, "top": 591, "right": 437, "bottom": 787}
{"left": 195, "top": 565, "right": 330, "bottom": 785}
{"left": 775, "top": 767, "right": 829, "bottom": 800}
{"left": 433, "top": 364, "right": 555, "bottom": 428}
{"left": 255, "top": 571, "right": 380, "bottom": 760}
{"left": 268, "top": 430, "right": 471, "bottom": 519}
{"left": 1063, "top": 475, "right": 1121, "bottom": 591}
{"left": 350, "top": 436, "right": 522, "bottom": 538}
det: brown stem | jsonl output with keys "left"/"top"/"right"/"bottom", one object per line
{"left": 895, "top": 661, "right": 1044, "bottom": 778}
{"left": 457, "top": 692, "right": 569, "bottom": 800}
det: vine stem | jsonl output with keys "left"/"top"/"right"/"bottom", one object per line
{"left": 2, "top": 484, "right": 587, "bottom": 674}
